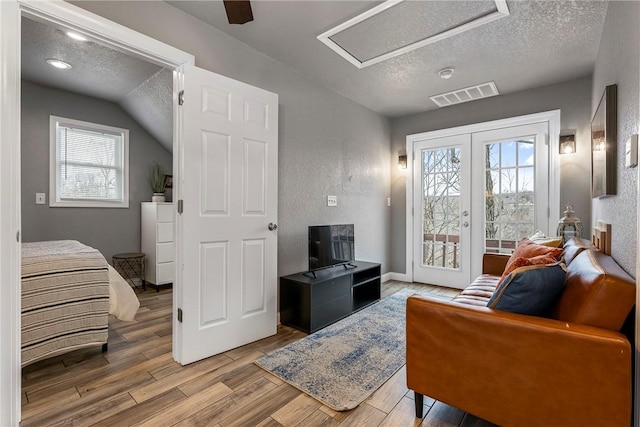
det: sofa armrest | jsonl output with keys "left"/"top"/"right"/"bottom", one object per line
{"left": 481, "top": 252, "right": 509, "bottom": 275}
{"left": 406, "top": 295, "right": 632, "bottom": 427}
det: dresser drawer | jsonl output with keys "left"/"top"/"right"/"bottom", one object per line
{"left": 157, "top": 204, "right": 174, "bottom": 223}
{"left": 157, "top": 262, "right": 174, "bottom": 283}
{"left": 157, "top": 223, "right": 173, "bottom": 243}
{"left": 157, "top": 243, "right": 174, "bottom": 263}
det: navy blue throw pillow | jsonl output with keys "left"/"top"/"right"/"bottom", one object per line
{"left": 487, "top": 262, "right": 567, "bottom": 316}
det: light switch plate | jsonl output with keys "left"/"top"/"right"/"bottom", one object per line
{"left": 327, "top": 195, "right": 337, "bottom": 207}
{"left": 36, "top": 193, "right": 46, "bottom": 204}
{"left": 625, "top": 134, "right": 637, "bottom": 168}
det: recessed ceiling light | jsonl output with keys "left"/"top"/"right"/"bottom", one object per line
{"left": 46, "top": 59, "right": 72, "bottom": 70}
{"left": 439, "top": 68, "right": 455, "bottom": 80}
{"left": 66, "top": 31, "right": 87, "bottom": 41}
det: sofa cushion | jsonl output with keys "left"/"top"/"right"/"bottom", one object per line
{"left": 562, "top": 237, "right": 592, "bottom": 265}
{"left": 553, "top": 249, "right": 636, "bottom": 331}
{"left": 488, "top": 262, "right": 567, "bottom": 316}
{"left": 453, "top": 274, "right": 500, "bottom": 306}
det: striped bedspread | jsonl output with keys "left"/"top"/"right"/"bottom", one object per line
{"left": 21, "top": 240, "right": 110, "bottom": 367}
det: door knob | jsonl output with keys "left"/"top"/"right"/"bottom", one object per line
{"left": 268, "top": 223, "right": 278, "bottom": 231}
{"left": 463, "top": 221, "right": 469, "bottom": 228}
{"left": 462, "top": 211, "right": 469, "bottom": 217}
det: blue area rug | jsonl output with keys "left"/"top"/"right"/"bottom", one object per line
{"left": 255, "top": 289, "right": 414, "bottom": 411}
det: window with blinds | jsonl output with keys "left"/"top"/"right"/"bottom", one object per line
{"left": 49, "top": 116, "right": 129, "bottom": 208}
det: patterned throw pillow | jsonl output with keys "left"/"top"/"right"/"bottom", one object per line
{"left": 488, "top": 262, "right": 568, "bottom": 316}
{"left": 500, "top": 253, "right": 560, "bottom": 281}
{"left": 529, "top": 230, "right": 563, "bottom": 248}
{"left": 498, "top": 238, "right": 564, "bottom": 284}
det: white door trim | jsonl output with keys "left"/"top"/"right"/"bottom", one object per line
{"left": 405, "top": 110, "right": 561, "bottom": 283}
{"left": 1, "top": 1, "right": 195, "bottom": 424}
{"left": 0, "top": 1, "right": 22, "bottom": 424}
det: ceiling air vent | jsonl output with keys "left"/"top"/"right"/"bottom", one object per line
{"left": 430, "top": 81, "right": 499, "bottom": 108}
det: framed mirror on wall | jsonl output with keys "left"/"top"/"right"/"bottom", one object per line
{"left": 591, "top": 84, "right": 617, "bottom": 198}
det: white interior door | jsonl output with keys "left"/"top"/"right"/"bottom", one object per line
{"left": 176, "top": 64, "right": 278, "bottom": 365}
{"left": 413, "top": 134, "right": 472, "bottom": 289}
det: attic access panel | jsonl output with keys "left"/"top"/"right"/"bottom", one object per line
{"left": 318, "top": 0, "right": 509, "bottom": 69}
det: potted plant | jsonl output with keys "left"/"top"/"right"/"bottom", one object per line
{"left": 149, "top": 161, "right": 166, "bottom": 202}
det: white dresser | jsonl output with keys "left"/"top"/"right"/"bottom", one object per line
{"left": 141, "top": 202, "right": 174, "bottom": 288}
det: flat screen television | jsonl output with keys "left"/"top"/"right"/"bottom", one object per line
{"left": 308, "top": 224, "right": 355, "bottom": 271}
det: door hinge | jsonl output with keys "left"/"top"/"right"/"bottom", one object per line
{"left": 178, "top": 199, "right": 183, "bottom": 214}
{"left": 177, "top": 308, "right": 183, "bottom": 323}
{"left": 178, "top": 90, "right": 184, "bottom": 106}
{"left": 16, "top": 231, "right": 20, "bottom": 242}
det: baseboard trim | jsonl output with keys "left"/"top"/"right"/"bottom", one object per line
{"left": 384, "top": 272, "right": 412, "bottom": 283}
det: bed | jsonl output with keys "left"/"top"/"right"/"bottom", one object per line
{"left": 21, "top": 240, "right": 139, "bottom": 367}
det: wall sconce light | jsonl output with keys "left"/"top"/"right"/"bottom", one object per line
{"left": 559, "top": 133, "right": 576, "bottom": 154}
{"left": 398, "top": 155, "right": 407, "bottom": 169}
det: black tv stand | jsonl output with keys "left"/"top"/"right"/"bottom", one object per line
{"left": 302, "top": 270, "right": 317, "bottom": 279}
{"left": 280, "top": 261, "right": 381, "bottom": 333}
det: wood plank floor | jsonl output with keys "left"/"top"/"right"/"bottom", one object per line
{"left": 21, "top": 281, "right": 497, "bottom": 427}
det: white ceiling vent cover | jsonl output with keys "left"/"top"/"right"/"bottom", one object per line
{"left": 318, "top": 0, "right": 509, "bottom": 69}
{"left": 430, "top": 81, "right": 500, "bottom": 108}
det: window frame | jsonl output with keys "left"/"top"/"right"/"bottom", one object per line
{"left": 49, "top": 115, "right": 129, "bottom": 208}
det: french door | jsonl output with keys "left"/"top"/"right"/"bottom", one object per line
{"left": 413, "top": 134, "right": 472, "bottom": 288}
{"left": 412, "top": 121, "right": 550, "bottom": 289}
{"left": 471, "top": 122, "right": 549, "bottom": 256}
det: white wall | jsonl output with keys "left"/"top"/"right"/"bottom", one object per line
{"left": 72, "top": 1, "right": 392, "bottom": 276}
{"left": 591, "top": 1, "right": 640, "bottom": 277}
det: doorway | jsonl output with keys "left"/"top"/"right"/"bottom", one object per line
{"left": 3, "top": 2, "right": 279, "bottom": 423}
{"left": 1, "top": 1, "right": 192, "bottom": 423}
{"left": 407, "top": 111, "right": 560, "bottom": 288}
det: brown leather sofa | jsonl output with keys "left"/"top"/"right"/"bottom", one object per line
{"left": 406, "top": 241, "right": 636, "bottom": 427}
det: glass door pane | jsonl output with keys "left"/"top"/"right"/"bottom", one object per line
{"left": 484, "top": 137, "right": 536, "bottom": 253}
{"left": 422, "top": 146, "right": 461, "bottom": 269}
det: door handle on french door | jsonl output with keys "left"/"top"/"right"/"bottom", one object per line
{"left": 462, "top": 221, "right": 469, "bottom": 228}
{"left": 268, "top": 223, "right": 278, "bottom": 231}
{"left": 462, "top": 211, "right": 469, "bottom": 217}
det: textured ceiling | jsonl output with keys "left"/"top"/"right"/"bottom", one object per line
{"left": 21, "top": 0, "right": 609, "bottom": 141}
{"left": 330, "top": 0, "right": 498, "bottom": 63}
{"left": 21, "top": 17, "right": 173, "bottom": 152}
{"left": 168, "top": 0, "right": 608, "bottom": 117}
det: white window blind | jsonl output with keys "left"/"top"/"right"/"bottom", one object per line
{"left": 50, "top": 116, "right": 129, "bottom": 208}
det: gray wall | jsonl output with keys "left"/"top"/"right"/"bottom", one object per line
{"left": 390, "top": 77, "right": 593, "bottom": 273}
{"left": 21, "top": 80, "right": 172, "bottom": 262}
{"left": 72, "top": 1, "right": 392, "bottom": 276}
{"left": 590, "top": 1, "right": 640, "bottom": 277}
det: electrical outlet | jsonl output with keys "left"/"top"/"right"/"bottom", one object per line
{"left": 327, "top": 195, "right": 337, "bottom": 207}
{"left": 36, "top": 193, "right": 46, "bottom": 205}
